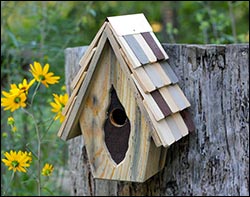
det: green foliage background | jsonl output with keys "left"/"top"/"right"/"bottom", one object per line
{"left": 1, "top": 1, "right": 249, "bottom": 196}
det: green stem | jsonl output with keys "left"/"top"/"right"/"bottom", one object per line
{"left": 31, "top": 82, "right": 41, "bottom": 106}
{"left": 2, "top": 171, "right": 15, "bottom": 196}
{"left": 22, "top": 108, "right": 41, "bottom": 196}
{"left": 25, "top": 167, "right": 39, "bottom": 182}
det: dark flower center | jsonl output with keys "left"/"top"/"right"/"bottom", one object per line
{"left": 11, "top": 160, "right": 19, "bottom": 168}
{"left": 44, "top": 169, "right": 51, "bottom": 175}
{"left": 14, "top": 97, "right": 21, "bottom": 104}
{"left": 39, "top": 75, "right": 45, "bottom": 81}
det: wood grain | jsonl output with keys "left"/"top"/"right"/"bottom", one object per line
{"left": 123, "top": 35, "right": 149, "bottom": 65}
{"left": 133, "top": 34, "right": 157, "bottom": 63}
{"left": 58, "top": 96, "right": 77, "bottom": 138}
{"left": 62, "top": 71, "right": 86, "bottom": 116}
{"left": 133, "top": 67, "right": 156, "bottom": 93}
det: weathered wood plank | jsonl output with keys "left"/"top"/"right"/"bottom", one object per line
{"left": 71, "top": 48, "right": 96, "bottom": 90}
{"left": 58, "top": 96, "right": 77, "bottom": 138}
{"left": 141, "top": 32, "right": 165, "bottom": 61}
{"left": 133, "top": 67, "right": 156, "bottom": 93}
{"left": 150, "top": 127, "right": 162, "bottom": 147}
{"left": 151, "top": 90, "right": 172, "bottom": 117}
{"left": 119, "top": 48, "right": 133, "bottom": 72}
{"left": 62, "top": 71, "right": 86, "bottom": 116}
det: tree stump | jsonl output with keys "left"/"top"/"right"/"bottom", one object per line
{"left": 64, "top": 44, "right": 249, "bottom": 196}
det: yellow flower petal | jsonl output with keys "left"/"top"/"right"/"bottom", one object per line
{"left": 43, "top": 64, "right": 50, "bottom": 75}
{"left": 1, "top": 150, "right": 31, "bottom": 173}
{"left": 50, "top": 93, "right": 68, "bottom": 122}
{"left": 29, "top": 61, "right": 60, "bottom": 88}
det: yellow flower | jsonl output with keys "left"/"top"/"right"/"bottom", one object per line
{"left": 29, "top": 61, "right": 60, "bottom": 88}
{"left": 61, "top": 85, "right": 66, "bottom": 91}
{"left": 23, "top": 151, "right": 32, "bottom": 164}
{"left": 50, "top": 93, "right": 68, "bottom": 123}
{"left": 12, "top": 126, "right": 17, "bottom": 133}
{"left": 2, "top": 132, "right": 8, "bottom": 138}
{"left": 41, "top": 163, "right": 54, "bottom": 176}
{"left": 7, "top": 116, "right": 17, "bottom": 132}
{"left": 1, "top": 87, "right": 27, "bottom": 112}
{"left": 18, "top": 78, "right": 35, "bottom": 94}
{"left": 2, "top": 150, "right": 31, "bottom": 173}
{"left": 151, "top": 22, "right": 163, "bottom": 33}
{"left": 7, "top": 116, "right": 15, "bottom": 125}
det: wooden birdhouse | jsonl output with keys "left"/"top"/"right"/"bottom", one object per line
{"left": 58, "top": 13, "right": 195, "bottom": 182}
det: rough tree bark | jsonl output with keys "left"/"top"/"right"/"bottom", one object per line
{"left": 64, "top": 44, "right": 249, "bottom": 196}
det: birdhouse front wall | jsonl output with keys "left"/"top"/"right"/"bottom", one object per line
{"left": 79, "top": 41, "right": 167, "bottom": 182}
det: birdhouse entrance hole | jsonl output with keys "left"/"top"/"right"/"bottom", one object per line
{"left": 104, "top": 86, "right": 131, "bottom": 165}
{"left": 110, "top": 108, "right": 127, "bottom": 127}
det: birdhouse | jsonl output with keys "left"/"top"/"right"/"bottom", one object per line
{"left": 58, "top": 13, "right": 195, "bottom": 182}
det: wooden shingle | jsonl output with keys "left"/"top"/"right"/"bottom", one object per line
{"left": 123, "top": 35, "right": 150, "bottom": 65}
{"left": 144, "top": 63, "right": 171, "bottom": 88}
{"left": 141, "top": 32, "right": 166, "bottom": 61}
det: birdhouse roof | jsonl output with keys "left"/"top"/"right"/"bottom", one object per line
{"left": 58, "top": 13, "right": 194, "bottom": 147}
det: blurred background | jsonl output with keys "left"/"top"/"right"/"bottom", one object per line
{"left": 1, "top": 1, "right": 249, "bottom": 196}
